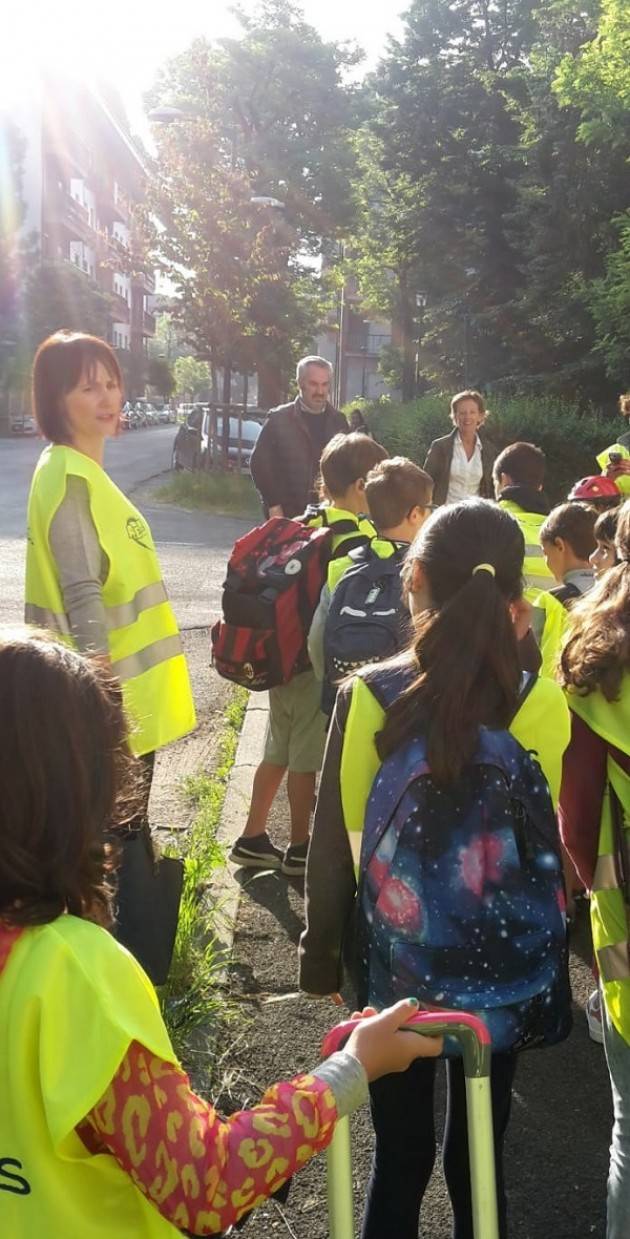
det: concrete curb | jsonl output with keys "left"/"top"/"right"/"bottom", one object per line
{"left": 211, "top": 691, "right": 269, "bottom": 969}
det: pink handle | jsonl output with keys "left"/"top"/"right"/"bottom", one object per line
{"left": 321, "top": 1008, "right": 491, "bottom": 1060}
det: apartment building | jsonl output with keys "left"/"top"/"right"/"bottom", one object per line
{"left": 10, "top": 71, "right": 155, "bottom": 360}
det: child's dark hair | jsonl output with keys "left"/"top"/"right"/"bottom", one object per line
{"left": 0, "top": 631, "right": 137, "bottom": 928}
{"left": 319, "top": 433, "right": 388, "bottom": 500}
{"left": 595, "top": 507, "right": 620, "bottom": 546}
{"left": 377, "top": 500, "right": 524, "bottom": 782}
{"left": 493, "top": 441, "right": 546, "bottom": 490}
{"left": 561, "top": 502, "right": 630, "bottom": 700}
{"left": 540, "top": 503, "right": 597, "bottom": 562}
{"left": 364, "top": 457, "right": 433, "bottom": 531}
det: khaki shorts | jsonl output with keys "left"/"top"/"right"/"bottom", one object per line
{"left": 263, "top": 669, "right": 327, "bottom": 773}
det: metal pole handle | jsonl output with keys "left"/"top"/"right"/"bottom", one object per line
{"left": 324, "top": 1008, "right": 499, "bottom": 1239}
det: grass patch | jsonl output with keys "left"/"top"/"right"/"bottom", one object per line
{"left": 159, "top": 686, "right": 249, "bottom": 1060}
{"left": 155, "top": 470, "right": 261, "bottom": 519}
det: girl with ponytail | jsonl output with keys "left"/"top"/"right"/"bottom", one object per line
{"left": 300, "top": 499, "right": 572, "bottom": 1239}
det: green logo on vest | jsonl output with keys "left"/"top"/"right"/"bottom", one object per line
{"left": 126, "top": 516, "right": 150, "bottom": 550}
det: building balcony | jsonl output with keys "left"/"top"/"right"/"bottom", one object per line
{"left": 46, "top": 189, "right": 93, "bottom": 240}
{"left": 131, "top": 268, "right": 156, "bottom": 294}
{"left": 112, "top": 185, "right": 130, "bottom": 222}
{"left": 111, "top": 292, "right": 131, "bottom": 322}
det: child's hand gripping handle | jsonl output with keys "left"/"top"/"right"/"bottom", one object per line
{"left": 322, "top": 1008, "right": 492, "bottom": 1079}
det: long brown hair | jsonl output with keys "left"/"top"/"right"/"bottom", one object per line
{"left": 377, "top": 500, "right": 524, "bottom": 782}
{"left": 0, "top": 631, "right": 137, "bottom": 928}
{"left": 560, "top": 501, "right": 630, "bottom": 700}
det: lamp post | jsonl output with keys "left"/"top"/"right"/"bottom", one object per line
{"left": 463, "top": 267, "right": 477, "bottom": 389}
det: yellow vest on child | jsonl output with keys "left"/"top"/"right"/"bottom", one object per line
{"left": 0, "top": 916, "right": 180, "bottom": 1236}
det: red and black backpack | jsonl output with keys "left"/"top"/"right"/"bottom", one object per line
{"left": 211, "top": 510, "right": 364, "bottom": 690}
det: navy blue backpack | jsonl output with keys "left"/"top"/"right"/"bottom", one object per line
{"left": 356, "top": 666, "right": 572, "bottom": 1054}
{"left": 322, "top": 542, "right": 411, "bottom": 715}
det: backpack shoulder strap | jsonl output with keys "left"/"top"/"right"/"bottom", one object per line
{"left": 512, "top": 670, "right": 539, "bottom": 721}
{"left": 360, "top": 662, "right": 416, "bottom": 711}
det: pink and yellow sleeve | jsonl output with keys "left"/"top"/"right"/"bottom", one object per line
{"left": 79, "top": 1039, "right": 338, "bottom": 1234}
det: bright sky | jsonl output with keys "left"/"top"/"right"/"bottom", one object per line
{"left": 3, "top": 0, "right": 405, "bottom": 136}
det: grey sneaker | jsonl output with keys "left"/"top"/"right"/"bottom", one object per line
{"left": 229, "top": 833, "right": 283, "bottom": 870}
{"left": 281, "top": 841, "right": 309, "bottom": 876}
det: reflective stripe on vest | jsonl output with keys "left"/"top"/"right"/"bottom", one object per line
{"left": 24, "top": 603, "right": 71, "bottom": 636}
{"left": 598, "top": 940, "right": 630, "bottom": 983}
{"left": 112, "top": 632, "right": 185, "bottom": 680}
{"left": 25, "top": 581, "right": 168, "bottom": 636}
{"left": 567, "top": 688, "right": 630, "bottom": 1042}
{"left": 524, "top": 546, "right": 554, "bottom": 592}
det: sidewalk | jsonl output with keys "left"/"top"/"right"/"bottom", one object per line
{"left": 214, "top": 693, "right": 612, "bottom": 1239}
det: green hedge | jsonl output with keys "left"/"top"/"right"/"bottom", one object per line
{"left": 357, "top": 395, "right": 614, "bottom": 503}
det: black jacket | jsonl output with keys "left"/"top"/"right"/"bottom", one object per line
{"left": 423, "top": 427, "right": 496, "bottom": 507}
{"left": 250, "top": 397, "right": 348, "bottom": 518}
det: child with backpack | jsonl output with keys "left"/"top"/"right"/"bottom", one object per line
{"left": 559, "top": 500, "right": 630, "bottom": 1238}
{"left": 539, "top": 502, "right": 597, "bottom": 606}
{"left": 494, "top": 442, "right": 568, "bottom": 676}
{"left": 299, "top": 499, "right": 572, "bottom": 1239}
{"left": 229, "top": 433, "right": 387, "bottom": 875}
{"left": 0, "top": 628, "right": 442, "bottom": 1239}
{"left": 308, "top": 457, "right": 433, "bottom": 714}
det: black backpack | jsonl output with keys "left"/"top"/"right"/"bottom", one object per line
{"left": 322, "top": 542, "right": 411, "bottom": 715}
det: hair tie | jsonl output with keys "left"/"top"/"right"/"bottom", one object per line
{"left": 472, "top": 562, "right": 496, "bottom": 577}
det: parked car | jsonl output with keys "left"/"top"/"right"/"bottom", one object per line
{"left": 134, "top": 400, "right": 158, "bottom": 425}
{"left": 201, "top": 413, "right": 262, "bottom": 470}
{"left": 171, "top": 406, "right": 203, "bottom": 471}
{"left": 10, "top": 415, "right": 37, "bottom": 435}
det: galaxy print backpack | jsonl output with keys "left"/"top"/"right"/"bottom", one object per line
{"left": 356, "top": 667, "right": 572, "bottom": 1054}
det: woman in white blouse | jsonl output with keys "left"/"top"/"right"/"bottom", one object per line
{"left": 423, "top": 390, "right": 497, "bottom": 506}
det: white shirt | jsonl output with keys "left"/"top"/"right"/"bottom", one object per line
{"left": 446, "top": 432, "right": 483, "bottom": 504}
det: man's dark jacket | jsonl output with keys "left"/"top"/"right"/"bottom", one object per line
{"left": 250, "top": 397, "right": 348, "bottom": 518}
{"left": 423, "top": 427, "right": 496, "bottom": 507}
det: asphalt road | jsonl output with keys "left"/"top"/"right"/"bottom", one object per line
{"left": 0, "top": 427, "right": 251, "bottom": 629}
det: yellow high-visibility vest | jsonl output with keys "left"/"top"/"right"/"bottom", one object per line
{"left": 25, "top": 444, "right": 195, "bottom": 755}
{"left": 567, "top": 683, "right": 630, "bottom": 1045}
{"left": 0, "top": 916, "right": 180, "bottom": 1237}
{"left": 339, "top": 670, "right": 570, "bottom": 875}
{"left": 499, "top": 498, "right": 568, "bottom": 678}
{"left": 596, "top": 443, "right": 630, "bottom": 495}
{"left": 303, "top": 505, "right": 376, "bottom": 591}
{"left": 498, "top": 498, "right": 554, "bottom": 591}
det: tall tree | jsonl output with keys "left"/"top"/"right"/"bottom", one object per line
{"left": 146, "top": 0, "right": 361, "bottom": 404}
{"left": 504, "top": 0, "right": 629, "bottom": 402}
{"left": 349, "top": 0, "right": 538, "bottom": 394}
{"left": 552, "top": 0, "right": 630, "bottom": 389}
